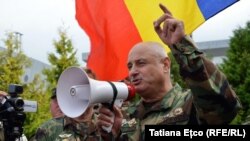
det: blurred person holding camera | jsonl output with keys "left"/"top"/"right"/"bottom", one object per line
{"left": 0, "top": 90, "right": 28, "bottom": 141}
{"left": 0, "top": 90, "right": 7, "bottom": 141}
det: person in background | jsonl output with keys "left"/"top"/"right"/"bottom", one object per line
{"left": 50, "top": 88, "right": 65, "bottom": 118}
{"left": 35, "top": 67, "right": 101, "bottom": 141}
{"left": 0, "top": 90, "right": 28, "bottom": 141}
{"left": 96, "top": 4, "right": 242, "bottom": 141}
{"left": 34, "top": 87, "right": 64, "bottom": 141}
{"left": 54, "top": 67, "right": 101, "bottom": 141}
{"left": 0, "top": 91, "right": 8, "bottom": 141}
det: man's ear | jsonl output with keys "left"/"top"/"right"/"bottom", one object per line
{"left": 162, "top": 57, "right": 171, "bottom": 72}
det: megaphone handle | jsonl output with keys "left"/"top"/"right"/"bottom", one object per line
{"left": 101, "top": 108, "right": 114, "bottom": 133}
{"left": 101, "top": 100, "right": 123, "bottom": 133}
{"left": 101, "top": 82, "right": 118, "bottom": 133}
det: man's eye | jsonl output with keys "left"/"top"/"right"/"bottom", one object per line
{"left": 127, "top": 64, "right": 132, "bottom": 70}
{"left": 138, "top": 61, "right": 145, "bottom": 65}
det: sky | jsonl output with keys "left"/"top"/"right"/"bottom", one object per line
{"left": 0, "top": 0, "right": 250, "bottom": 65}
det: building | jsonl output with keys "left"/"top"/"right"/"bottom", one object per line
{"left": 0, "top": 46, "right": 50, "bottom": 83}
{"left": 196, "top": 39, "right": 229, "bottom": 65}
{"left": 22, "top": 58, "right": 50, "bottom": 83}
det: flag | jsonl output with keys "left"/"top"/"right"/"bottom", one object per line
{"left": 75, "top": 0, "right": 239, "bottom": 81}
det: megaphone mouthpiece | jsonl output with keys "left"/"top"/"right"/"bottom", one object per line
{"left": 126, "top": 84, "right": 136, "bottom": 101}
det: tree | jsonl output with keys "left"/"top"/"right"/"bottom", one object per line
{"left": 0, "top": 32, "right": 31, "bottom": 91}
{"left": 168, "top": 52, "right": 187, "bottom": 89}
{"left": 0, "top": 32, "right": 44, "bottom": 139}
{"left": 219, "top": 21, "right": 250, "bottom": 123}
{"left": 22, "top": 75, "right": 50, "bottom": 139}
{"left": 11, "top": 28, "right": 80, "bottom": 139}
{"left": 0, "top": 32, "right": 50, "bottom": 139}
{"left": 33, "top": 28, "right": 79, "bottom": 137}
{"left": 42, "top": 28, "right": 79, "bottom": 91}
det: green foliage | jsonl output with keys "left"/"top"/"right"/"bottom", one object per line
{"left": 0, "top": 29, "right": 79, "bottom": 139}
{"left": 230, "top": 110, "right": 244, "bottom": 124}
{"left": 219, "top": 21, "right": 250, "bottom": 123}
{"left": 242, "top": 114, "right": 250, "bottom": 125}
{"left": 22, "top": 75, "right": 51, "bottom": 138}
{"left": 42, "top": 28, "right": 79, "bottom": 91}
{"left": 168, "top": 52, "right": 187, "bottom": 89}
{"left": 0, "top": 32, "right": 31, "bottom": 90}
{"left": 21, "top": 27, "right": 80, "bottom": 138}
{"left": 0, "top": 32, "right": 46, "bottom": 138}
{"left": 18, "top": 27, "right": 80, "bottom": 139}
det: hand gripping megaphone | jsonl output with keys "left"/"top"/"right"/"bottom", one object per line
{"left": 57, "top": 66, "right": 136, "bottom": 119}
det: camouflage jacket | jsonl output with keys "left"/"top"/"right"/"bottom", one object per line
{"left": 34, "top": 116, "right": 101, "bottom": 141}
{"left": 54, "top": 117, "right": 101, "bottom": 141}
{"left": 34, "top": 117, "right": 64, "bottom": 141}
{"left": 117, "top": 36, "right": 242, "bottom": 141}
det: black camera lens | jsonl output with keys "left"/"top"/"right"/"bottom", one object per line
{"left": 14, "top": 98, "right": 24, "bottom": 109}
{"left": 8, "top": 97, "right": 24, "bottom": 111}
{"left": 15, "top": 98, "right": 24, "bottom": 110}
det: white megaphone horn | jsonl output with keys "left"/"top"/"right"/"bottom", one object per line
{"left": 57, "top": 66, "right": 136, "bottom": 119}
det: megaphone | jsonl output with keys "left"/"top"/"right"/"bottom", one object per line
{"left": 57, "top": 66, "right": 136, "bottom": 118}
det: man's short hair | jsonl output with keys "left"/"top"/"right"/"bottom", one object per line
{"left": 51, "top": 88, "right": 57, "bottom": 99}
{"left": 83, "top": 67, "right": 96, "bottom": 79}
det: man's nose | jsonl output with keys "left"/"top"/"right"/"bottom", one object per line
{"left": 129, "top": 66, "right": 139, "bottom": 78}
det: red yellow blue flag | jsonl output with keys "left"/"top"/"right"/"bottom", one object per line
{"left": 75, "top": 0, "right": 239, "bottom": 81}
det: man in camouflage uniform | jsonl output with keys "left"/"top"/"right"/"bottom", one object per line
{"left": 35, "top": 67, "right": 101, "bottom": 141}
{"left": 96, "top": 4, "right": 242, "bottom": 141}
{"left": 54, "top": 67, "right": 101, "bottom": 141}
{"left": 35, "top": 107, "right": 100, "bottom": 141}
{"left": 34, "top": 88, "right": 64, "bottom": 141}
{"left": 54, "top": 109, "right": 101, "bottom": 141}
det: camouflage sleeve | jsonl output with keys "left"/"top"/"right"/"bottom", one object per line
{"left": 170, "top": 35, "right": 242, "bottom": 124}
{"left": 34, "top": 118, "right": 64, "bottom": 141}
{"left": 34, "top": 127, "right": 49, "bottom": 141}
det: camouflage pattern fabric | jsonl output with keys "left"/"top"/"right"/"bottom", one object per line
{"left": 34, "top": 116, "right": 101, "bottom": 141}
{"left": 117, "top": 36, "right": 242, "bottom": 141}
{"left": 54, "top": 117, "right": 101, "bottom": 141}
{"left": 34, "top": 117, "right": 64, "bottom": 141}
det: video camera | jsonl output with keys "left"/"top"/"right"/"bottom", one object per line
{"left": 0, "top": 84, "right": 36, "bottom": 141}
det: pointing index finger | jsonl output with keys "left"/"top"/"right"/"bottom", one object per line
{"left": 159, "top": 3, "right": 173, "bottom": 16}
